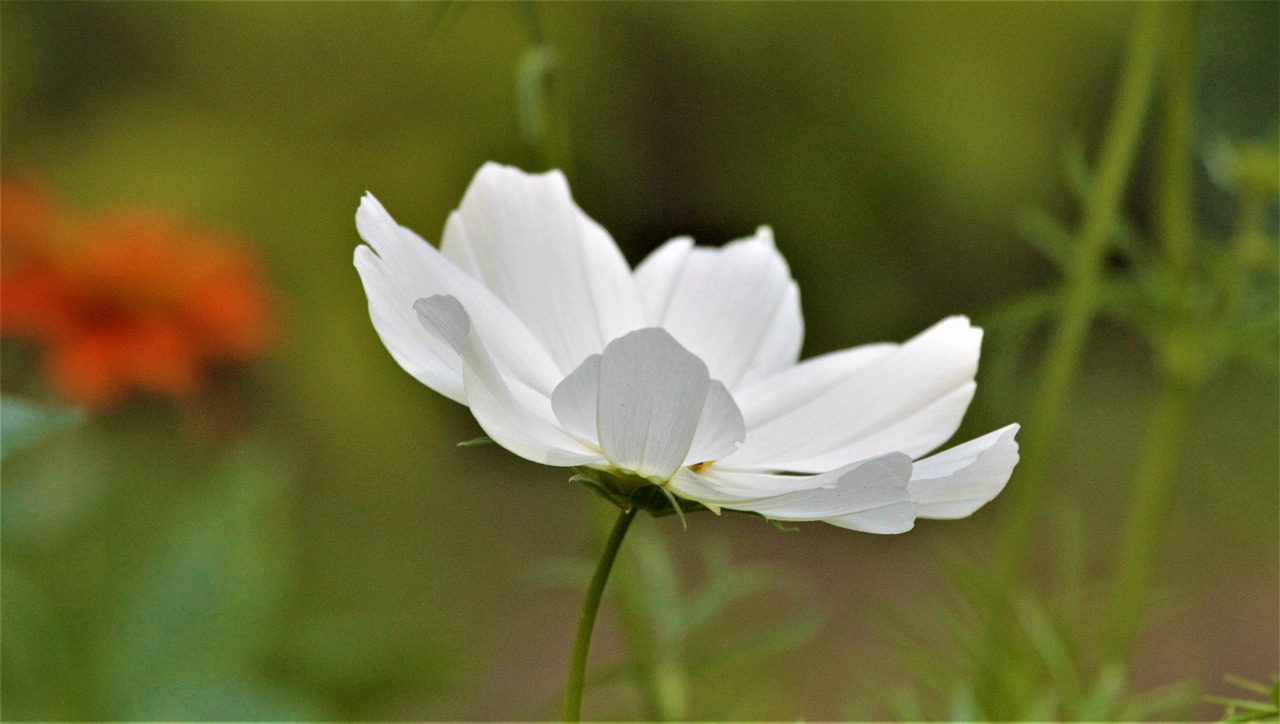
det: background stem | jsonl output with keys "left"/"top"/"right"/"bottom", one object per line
{"left": 995, "top": 1, "right": 1169, "bottom": 582}
{"left": 977, "top": 6, "right": 1170, "bottom": 715}
{"left": 1104, "top": 2, "right": 1203, "bottom": 664}
{"left": 1102, "top": 379, "right": 1197, "bottom": 662}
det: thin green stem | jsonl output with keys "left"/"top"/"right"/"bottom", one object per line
{"left": 996, "top": 0, "right": 1169, "bottom": 586}
{"left": 1102, "top": 378, "right": 1196, "bottom": 661}
{"left": 1103, "top": 2, "right": 1204, "bottom": 665}
{"left": 562, "top": 506, "right": 637, "bottom": 722}
{"left": 520, "top": 0, "right": 573, "bottom": 175}
{"left": 1154, "top": 2, "right": 1201, "bottom": 295}
{"left": 977, "top": 7, "right": 1169, "bottom": 715}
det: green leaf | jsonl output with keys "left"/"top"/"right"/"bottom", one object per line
{"left": 516, "top": 46, "right": 557, "bottom": 143}
{"left": 98, "top": 444, "right": 296, "bottom": 719}
{"left": 456, "top": 435, "right": 494, "bottom": 447}
{"left": 1014, "top": 593, "right": 1082, "bottom": 708}
{"left": 947, "top": 683, "right": 981, "bottom": 722}
{"left": 691, "top": 612, "right": 824, "bottom": 677}
{"left": 1017, "top": 209, "right": 1074, "bottom": 270}
{"left": 685, "top": 546, "right": 797, "bottom": 634}
{"left": 1, "top": 567, "right": 82, "bottom": 719}
{"left": 0, "top": 397, "right": 83, "bottom": 462}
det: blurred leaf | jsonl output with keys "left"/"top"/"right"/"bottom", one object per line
{"left": 421, "top": 1, "right": 466, "bottom": 54}
{"left": 684, "top": 542, "right": 795, "bottom": 633}
{"left": 615, "top": 522, "right": 688, "bottom": 721}
{"left": 1075, "top": 664, "right": 1128, "bottom": 721}
{"left": 1118, "top": 679, "right": 1199, "bottom": 721}
{"left": 98, "top": 444, "right": 300, "bottom": 719}
{"left": 0, "top": 397, "right": 83, "bottom": 462}
{"left": 1017, "top": 209, "right": 1074, "bottom": 270}
{"left": 276, "top": 612, "right": 458, "bottom": 700}
{"left": 1014, "top": 592, "right": 1082, "bottom": 707}
{"left": 947, "top": 682, "right": 981, "bottom": 722}
{"left": 456, "top": 435, "right": 494, "bottom": 447}
{"left": 1, "top": 567, "right": 81, "bottom": 719}
{"left": 1062, "top": 135, "right": 1093, "bottom": 202}
{"left": 2, "top": 425, "right": 109, "bottom": 545}
{"left": 890, "top": 688, "right": 926, "bottom": 722}
{"left": 115, "top": 671, "right": 319, "bottom": 721}
{"left": 1208, "top": 675, "right": 1280, "bottom": 723}
{"left": 516, "top": 46, "right": 556, "bottom": 144}
{"left": 1052, "top": 502, "right": 1089, "bottom": 614}
{"left": 690, "top": 611, "right": 824, "bottom": 677}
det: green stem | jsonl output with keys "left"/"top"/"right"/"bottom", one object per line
{"left": 1103, "top": 2, "right": 1203, "bottom": 665}
{"left": 1102, "top": 378, "right": 1197, "bottom": 661}
{"left": 1153, "top": 2, "right": 1201, "bottom": 295}
{"left": 977, "top": 7, "right": 1169, "bottom": 715}
{"left": 562, "top": 506, "right": 637, "bottom": 722}
{"left": 520, "top": 0, "right": 573, "bottom": 175}
{"left": 996, "top": 0, "right": 1169, "bottom": 585}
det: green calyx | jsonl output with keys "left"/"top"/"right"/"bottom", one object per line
{"left": 569, "top": 467, "right": 710, "bottom": 525}
{"left": 569, "top": 467, "right": 801, "bottom": 533}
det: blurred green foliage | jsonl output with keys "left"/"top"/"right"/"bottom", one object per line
{"left": 0, "top": 397, "right": 82, "bottom": 462}
{"left": 2, "top": 2, "right": 1276, "bottom": 720}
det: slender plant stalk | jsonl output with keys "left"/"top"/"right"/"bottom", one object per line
{"left": 520, "top": 0, "right": 574, "bottom": 176}
{"left": 1152, "top": 2, "right": 1201, "bottom": 294}
{"left": 563, "top": 506, "right": 637, "bottom": 723}
{"left": 1102, "top": 378, "right": 1196, "bottom": 661}
{"left": 977, "top": 7, "right": 1169, "bottom": 714}
{"left": 611, "top": 523, "right": 689, "bottom": 721}
{"left": 1104, "top": 3, "right": 1203, "bottom": 663}
{"left": 995, "top": 1, "right": 1169, "bottom": 587}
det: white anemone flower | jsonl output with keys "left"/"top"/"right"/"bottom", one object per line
{"left": 354, "top": 163, "right": 1019, "bottom": 533}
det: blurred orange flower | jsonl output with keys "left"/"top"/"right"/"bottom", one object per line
{"left": 1, "top": 180, "right": 274, "bottom": 407}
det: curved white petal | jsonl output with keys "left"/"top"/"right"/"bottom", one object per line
{"left": 440, "top": 163, "right": 645, "bottom": 373}
{"left": 415, "top": 295, "right": 602, "bottom": 467}
{"left": 733, "top": 342, "right": 897, "bottom": 429}
{"left": 723, "top": 316, "right": 982, "bottom": 473}
{"left": 685, "top": 380, "right": 746, "bottom": 465}
{"left": 594, "top": 328, "right": 727, "bottom": 481}
{"left": 668, "top": 453, "right": 916, "bottom": 533}
{"left": 634, "top": 228, "right": 803, "bottom": 390}
{"left": 550, "top": 353, "right": 602, "bottom": 446}
{"left": 355, "top": 194, "right": 563, "bottom": 400}
{"left": 552, "top": 331, "right": 746, "bottom": 476}
{"left": 355, "top": 246, "right": 465, "bottom": 403}
{"left": 909, "top": 423, "right": 1020, "bottom": 519}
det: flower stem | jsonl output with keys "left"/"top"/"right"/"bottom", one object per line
{"left": 1102, "top": 377, "right": 1196, "bottom": 662}
{"left": 562, "top": 506, "right": 637, "bottom": 722}
{"left": 1152, "top": 2, "right": 1201, "bottom": 295}
{"left": 976, "top": 6, "right": 1169, "bottom": 715}
{"left": 995, "top": 0, "right": 1169, "bottom": 588}
{"left": 1104, "top": 2, "right": 1203, "bottom": 665}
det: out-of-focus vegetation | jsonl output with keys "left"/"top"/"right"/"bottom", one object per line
{"left": 2, "top": 2, "right": 1275, "bottom": 720}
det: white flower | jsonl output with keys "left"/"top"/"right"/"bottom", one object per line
{"left": 354, "top": 163, "right": 1019, "bottom": 533}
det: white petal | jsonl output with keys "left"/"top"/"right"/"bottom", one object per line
{"left": 685, "top": 380, "right": 746, "bottom": 466}
{"left": 355, "top": 194, "right": 563, "bottom": 399}
{"left": 723, "top": 316, "right": 982, "bottom": 473}
{"left": 550, "top": 353, "right": 602, "bottom": 446}
{"left": 634, "top": 228, "right": 803, "bottom": 390}
{"left": 355, "top": 246, "right": 464, "bottom": 403}
{"left": 415, "top": 295, "right": 603, "bottom": 467}
{"left": 668, "top": 453, "right": 916, "bottom": 533}
{"left": 909, "top": 424, "right": 1020, "bottom": 519}
{"left": 733, "top": 342, "right": 897, "bottom": 429}
{"left": 440, "top": 163, "right": 645, "bottom": 373}
{"left": 595, "top": 328, "right": 713, "bottom": 481}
